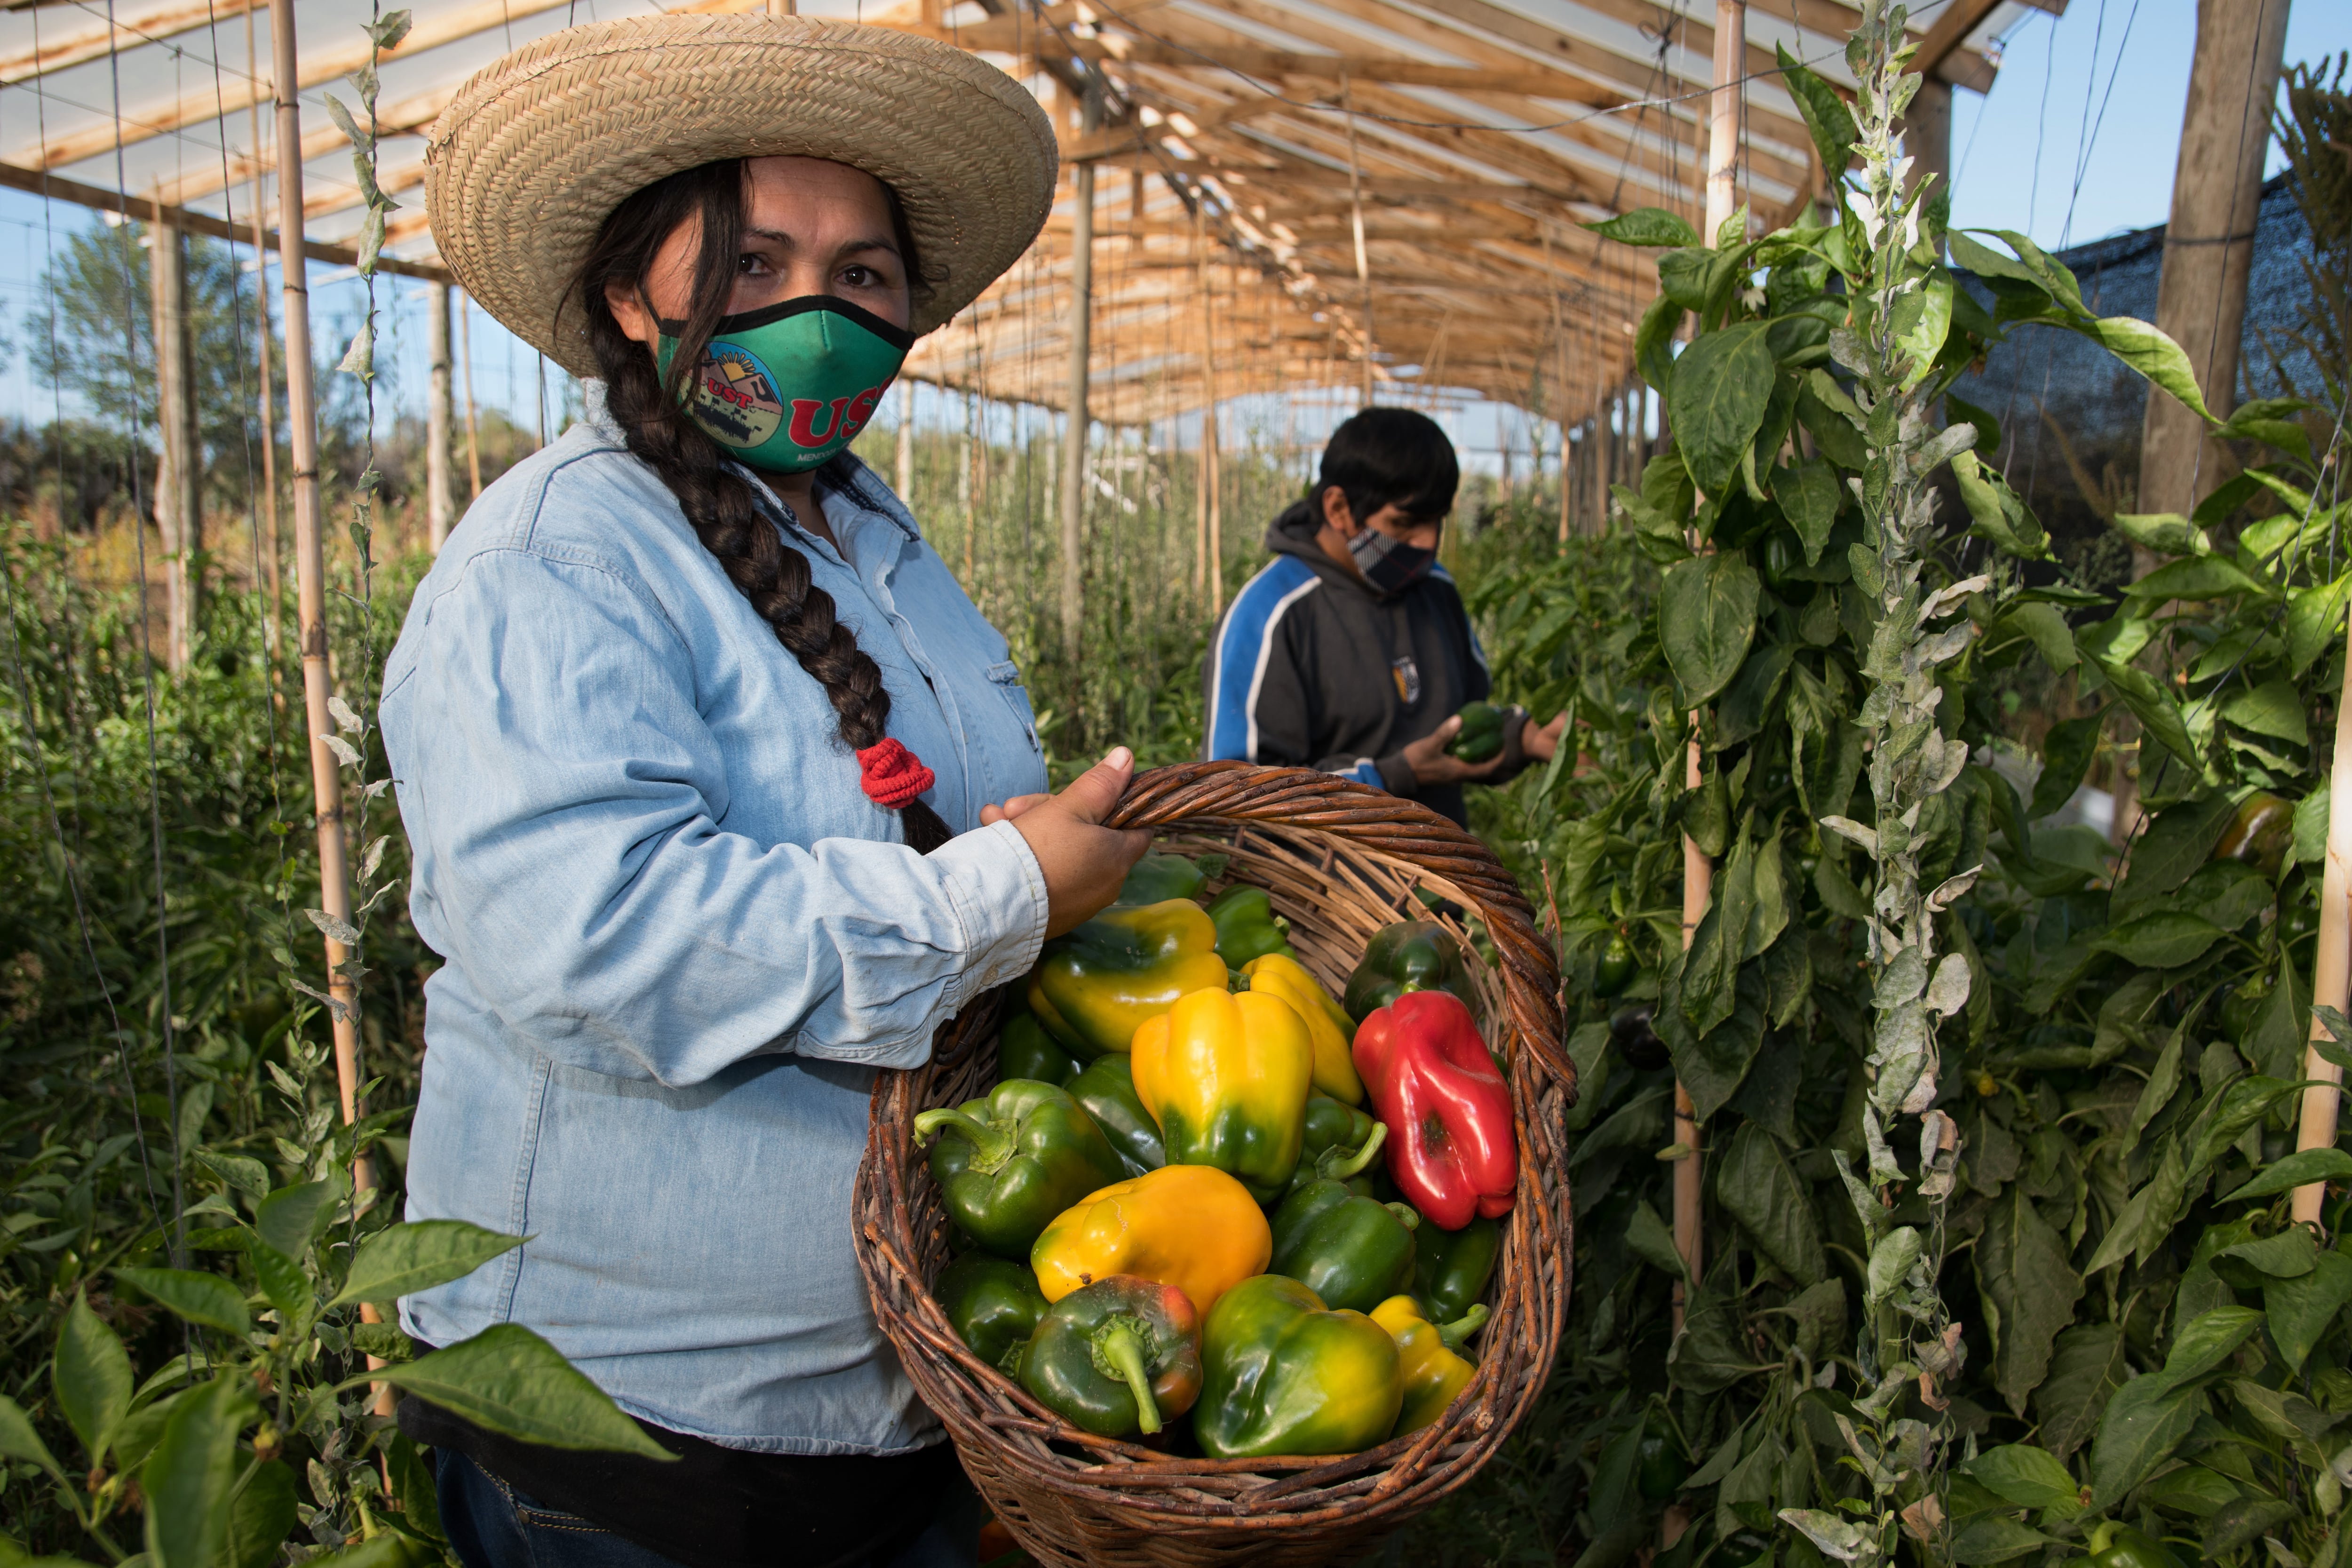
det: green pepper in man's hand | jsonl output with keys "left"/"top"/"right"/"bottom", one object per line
{"left": 1444, "top": 701, "right": 1505, "bottom": 762}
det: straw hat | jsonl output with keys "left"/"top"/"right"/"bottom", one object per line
{"left": 425, "top": 13, "right": 1058, "bottom": 378}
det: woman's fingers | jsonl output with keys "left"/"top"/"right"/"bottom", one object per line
{"left": 1009, "top": 748, "right": 1152, "bottom": 937}
{"left": 979, "top": 792, "right": 1053, "bottom": 826}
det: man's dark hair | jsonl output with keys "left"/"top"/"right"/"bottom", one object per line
{"left": 1317, "top": 407, "right": 1459, "bottom": 527}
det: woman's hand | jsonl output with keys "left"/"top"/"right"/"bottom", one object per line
{"left": 1400, "top": 716, "right": 1507, "bottom": 787}
{"left": 982, "top": 748, "right": 1152, "bottom": 937}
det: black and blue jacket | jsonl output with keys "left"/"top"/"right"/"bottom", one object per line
{"left": 1202, "top": 500, "right": 1498, "bottom": 827}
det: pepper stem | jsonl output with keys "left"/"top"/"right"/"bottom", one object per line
{"left": 1438, "top": 1304, "right": 1489, "bottom": 1349}
{"left": 911, "top": 1108, "right": 1016, "bottom": 1174}
{"left": 1094, "top": 1320, "right": 1164, "bottom": 1435}
{"left": 1318, "top": 1121, "right": 1388, "bottom": 1182}
{"left": 1386, "top": 1202, "right": 1422, "bottom": 1232}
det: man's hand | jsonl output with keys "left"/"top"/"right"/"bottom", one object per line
{"left": 1400, "top": 715, "right": 1509, "bottom": 787}
{"left": 1522, "top": 711, "right": 1571, "bottom": 762}
{"left": 980, "top": 748, "right": 1152, "bottom": 937}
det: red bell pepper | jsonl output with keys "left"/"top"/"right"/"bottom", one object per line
{"left": 1350, "top": 990, "right": 1517, "bottom": 1229}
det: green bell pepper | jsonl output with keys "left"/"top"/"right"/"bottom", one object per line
{"left": 1445, "top": 701, "right": 1505, "bottom": 762}
{"left": 1268, "top": 1178, "right": 1420, "bottom": 1314}
{"left": 1206, "top": 884, "right": 1294, "bottom": 967}
{"left": 1342, "top": 920, "right": 1483, "bottom": 1026}
{"left": 1116, "top": 853, "right": 1206, "bottom": 907}
{"left": 2082, "top": 1523, "right": 2191, "bottom": 1568}
{"left": 1413, "top": 1213, "right": 1500, "bottom": 1325}
{"left": 1026, "top": 899, "right": 1229, "bottom": 1059}
{"left": 1019, "top": 1274, "right": 1203, "bottom": 1438}
{"left": 1193, "top": 1274, "right": 1403, "bottom": 1459}
{"left": 999, "top": 1012, "right": 1078, "bottom": 1088}
{"left": 914, "top": 1082, "right": 1128, "bottom": 1258}
{"left": 1283, "top": 1097, "right": 1387, "bottom": 1201}
{"left": 1066, "top": 1053, "right": 1165, "bottom": 1178}
{"left": 934, "top": 1252, "right": 1049, "bottom": 1375}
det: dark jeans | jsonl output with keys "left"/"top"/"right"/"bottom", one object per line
{"left": 429, "top": 1448, "right": 979, "bottom": 1568}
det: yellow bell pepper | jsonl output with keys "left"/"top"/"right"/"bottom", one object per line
{"left": 1241, "top": 953, "right": 1363, "bottom": 1104}
{"left": 1031, "top": 1163, "right": 1271, "bottom": 1317}
{"left": 1371, "top": 1295, "right": 1487, "bottom": 1437}
{"left": 1026, "top": 900, "right": 1230, "bottom": 1058}
{"left": 1131, "top": 988, "right": 1314, "bottom": 1203}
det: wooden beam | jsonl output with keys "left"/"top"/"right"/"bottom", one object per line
{"left": 0, "top": 158, "right": 453, "bottom": 281}
{"left": 157, "top": 81, "right": 457, "bottom": 207}
{"left": 0, "top": 0, "right": 261, "bottom": 86}
{"left": 1064, "top": 95, "right": 1282, "bottom": 161}
{"left": 1905, "top": 0, "right": 2002, "bottom": 82}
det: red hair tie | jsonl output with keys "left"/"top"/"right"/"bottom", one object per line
{"left": 857, "top": 738, "right": 935, "bottom": 810}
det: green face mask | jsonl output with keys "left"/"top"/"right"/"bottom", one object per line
{"left": 657, "top": 296, "right": 915, "bottom": 474}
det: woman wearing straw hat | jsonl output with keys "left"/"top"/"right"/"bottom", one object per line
{"left": 381, "top": 16, "right": 1146, "bottom": 1567}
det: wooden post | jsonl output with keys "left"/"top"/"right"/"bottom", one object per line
{"left": 245, "top": 5, "right": 281, "bottom": 656}
{"left": 148, "top": 207, "right": 200, "bottom": 672}
{"left": 272, "top": 0, "right": 372, "bottom": 1202}
{"left": 1194, "top": 205, "right": 1212, "bottom": 613}
{"left": 1342, "top": 76, "right": 1375, "bottom": 407}
{"left": 1057, "top": 79, "right": 1100, "bottom": 651}
{"left": 459, "top": 291, "right": 483, "bottom": 501}
{"left": 1902, "top": 78, "right": 1953, "bottom": 215}
{"left": 427, "top": 284, "right": 455, "bottom": 553}
{"left": 2138, "top": 0, "right": 2291, "bottom": 523}
{"left": 2296, "top": 613, "right": 2352, "bottom": 1228}
{"left": 895, "top": 378, "right": 916, "bottom": 501}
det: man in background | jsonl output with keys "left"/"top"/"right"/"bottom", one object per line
{"left": 1204, "top": 407, "right": 1566, "bottom": 828}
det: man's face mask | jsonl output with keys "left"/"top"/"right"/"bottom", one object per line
{"left": 657, "top": 296, "right": 914, "bottom": 474}
{"left": 1346, "top": 519, "right": 1439, "bottom": 592}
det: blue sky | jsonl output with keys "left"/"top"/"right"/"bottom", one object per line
{"left": 1, "top": 0, "right": 2347, "bottom": 458}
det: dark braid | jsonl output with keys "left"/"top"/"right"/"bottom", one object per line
{"left": 569, "top": 160, "right": 953, "bottom": 854}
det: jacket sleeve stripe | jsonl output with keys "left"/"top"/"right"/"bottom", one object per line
{"left": 1206, "top": 557, "right": 1319, "bottom": 761}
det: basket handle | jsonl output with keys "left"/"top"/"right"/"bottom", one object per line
{"left": 1106, "top": 762, "right": 1571, "bottom": 1084}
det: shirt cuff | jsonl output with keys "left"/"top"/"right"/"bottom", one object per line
{"left": 1375, "top": 748, "right": 1418, "bottom": 797}
{"left": 930, "top": 817, "right": 1050, "bottom": 1010}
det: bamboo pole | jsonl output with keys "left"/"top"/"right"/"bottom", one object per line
{"left": 271, "top": 0, "right": 372, "bottom": 1199}
{"left": 1194, "top": 203, "right": 1212, "bottom": 613}
{"left": 1058, "top": 79, "right": 1100, "bottom": 651}
{"left": 1342, "top": 75, "right": 1374, "bottom": 408}
{"left": 427, "top": 284, "right": 454, "bottom": 552}
{"left": 459, "top": 291, "right": 483, "bottom": 501}
{"left": 2294, "top": 613, "right": 2352, "bottom": 1227}
{"left": 244, "top": 5, "right": 280, "bottom": 659}
{"left": 895, "top": 378, "right": 915, "bottom": 501}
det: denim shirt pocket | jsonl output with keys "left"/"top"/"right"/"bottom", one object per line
{"left": 986, "top": 661, "right": 1043, "bottom": 757}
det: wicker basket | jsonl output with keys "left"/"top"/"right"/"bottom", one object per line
{"left": 853, "top": 762, "right": 1577, "bottom": 1567}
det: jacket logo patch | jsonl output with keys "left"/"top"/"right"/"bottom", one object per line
{"left": 1391, "top": 657, "right": 1421, "bottom": 706}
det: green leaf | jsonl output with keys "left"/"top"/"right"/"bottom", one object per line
{"left": 2221, "top": 679, "right": 2308, "bottom": 747}
{"left": 1945, "top": 390, "right": 2002, "bottom": 457}
{"left": 2088, "top": 1374, "right": 2201, "bottom": 1508}
{"left": 1585, "top": 208, "right": 1700, "bottom": 247}
{"left": 253, "top": 1180, "right": 338, "bottom": 1262}
{"left": 1667, "top": 321, "right": 1777, "bottom": 495}
{"left": 1796, "top": 374, "right": 1868, "bottom": 470}
{"left": 192, "top": 1152, "right": 269, "bottom": 1200}
{"left": 332, "top": 1220, "right": 525, "bottom": 1309}
{"left": 1894, "top": 269, "right": 1954, "bottom": 390}
{"left": 2124, "top": 555, "right": 2273, "bottom": 602}
{"left": 1716, "top": 1122, "right": 1825, "bottom": 1285}
{"left": 2034, "top": 1322, "right": 2127, "bottom": 1460}
{"left": 1626, "top": 1197, "right": 1689, "bottom": 1282}
{"left": 2091, "top": 655, "right": 2199, "bottom": 766}
{"left": 1657, "top": 552, "right": 1760, "bottom": 706}
{"left": 2114, "top": 793, "right": 2235, "bottom": 909}
{"left": 1993, "top": 601, "right": 2076, "bottom": 673}
{"left": 2094, "top": 911, "right": 2224, "bottom": 968}
{"left": 2190, "top": 1076, "right": 2304, "bottom": 1177}
{"left": 116, "top": 1268, "right": 252, "bottom": 1338}
{"left": 2263, "top": 1249, "right": 2352, "bottom": 1376}
{"left": 2295, "top": 785, "right": 2332, "bottom": 865}
{"left": 371, "top": 1324, "right": 675, "bottom": 1459}
{"left": 225, "top": 1460, "right": 299, "bottom": 1568}
{"left": 1635, "top": 292, "right": 1682, "bottom": 396}
{"left": 1774, "top": 42, "right": 1857, "bottom": 177}
{"left": 303, "top": 1537, "right": 430, "bottom": 1568}
{"left": 2215, "top": 1223, "right": 2317, "bottom": 1279}
{"left": 2226, "top": 1147, "right": 2352, "bottom": 1202}
{"left": 2029, "top": 713, "right": 2104, "bottom": 820}
{"left": 1951, "top": 229, "right": 2087, "bottom": 315}
{"left": 1952, "top": 451, "right": 2051, "bottom": 560}
{"left": 1769, "top": 458, "right": 1842, "bottom": 569}
{"left": 2110, "top": 512, "right": 2211, "bottom": 557}
{"left": 2070, "top": 314, "right": 2215, "bottom": 422}
{"left": 2286, "top": 573, "right": 2352, "bottom": 677}
{"left": 55, "top": 1291, "right": 133, "bottom": 1465}
{"left": 0, "top": 1393, "right": 66, "bottom": 1480}
{"left": 2155, "top": 1304, "right": 2265, "bottom": 1388}
{"left": 142, "top": 1377, "right": 255, "bottom": 1568}
{"left": 1949, "top": 1513, "right": 2060, "bottom": 1565}
{"left": 1963, "top": 1444, "right": 2082, "bottom": 1514}
{"left": 1978, "top": 1186, "right": 2084, "bottom": 1416}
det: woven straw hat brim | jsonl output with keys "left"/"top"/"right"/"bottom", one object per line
{"left": 425, "top": 14, "right": 1057, "bottom": 379}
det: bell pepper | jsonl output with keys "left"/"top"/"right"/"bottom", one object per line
{"left": 1193, "top": 1274, "right": 1403, "bottom": 1459}
{"left": 1116, "top": 853, "right": 1206, "bottom": 907}
{"left": 1130, "top": 988, "right": 1314, "bottom": 1204}
{"left": 1240, "top": 954, "right": 1362, "bottom": 1104}
{"left": 1268, "top": 1178, "right": 1421, "bottom": 1314}
{"left": 1285, "top": 1097, "right": 1386, "bottom": 1201}
{"left": 1342, "top": 920, "right": 1484, "bottom": 1026}
{"left": 1065, "top": 1053, "right": 1165, "bottom": 1178}
{"left": 1031, "top": 1163, "right": 1271, "bottom": 1317}
{"left": 1019, "top": 1275, "right": 1202, "bottom": 1438}
{"left": 999, "top": 1011, "right": 1079, "bottom": 1088}
{"left": 1027, "top": 899, "right": 1229, "bottom": 1059}
{"left": 2082, "top": 1522, "right": 2191, "bottom": 1568}
{"left": 1637, "top": 1417, "right": 1689, "bottom": 1498}
{"left": 934, "top": 1252, "right": 1049, "bottom": 1375}
{"left": 1413, "top": 1213, "right": 1500, "bottom": 1324}
{"left": 1369, "top": 1295, "right": 1487, "bottom": 1437}
{"left": 1445, "top": 701, "right": 1505, "bottom": 763}
{"left": 1207, "top": 884, "right": 1295, "bottom": 967}
{"left": 915, "top": 1082, "right": 1129, "bottom": 1257}
{"left": 1591, "top": 930, "right": 1636, "bottom": 998}
{"left": 1352, "top": 990, "right": 1518, "bottom": 1230}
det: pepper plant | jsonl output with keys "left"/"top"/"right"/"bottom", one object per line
{"left": 1408, "top": 14, "right": 2352, "bottom": 1568}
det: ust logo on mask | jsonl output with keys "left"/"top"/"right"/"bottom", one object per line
{"left": 660, "top": 295, "right": 916, "bottom": 475}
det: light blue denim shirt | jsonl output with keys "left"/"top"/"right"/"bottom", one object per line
{"left": 382, "top": 387, "right": 1049, "bottom": 1455}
